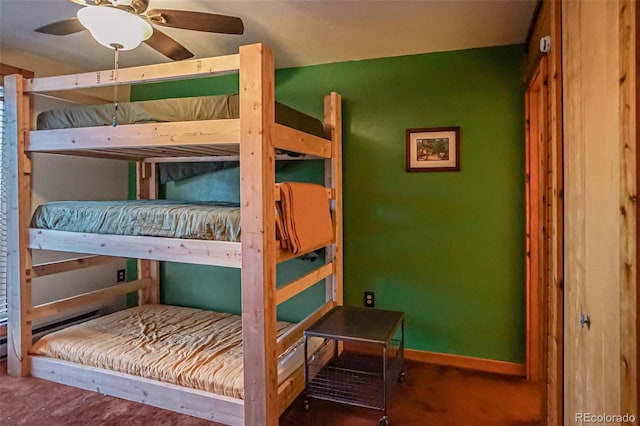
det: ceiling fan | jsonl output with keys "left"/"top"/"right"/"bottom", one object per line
{"left": 34, "top": 0, "right": 244, "bottom": 61}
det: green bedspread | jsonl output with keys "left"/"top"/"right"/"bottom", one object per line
{"left": 31, "top": 200, "right": 241, "bottom": 241}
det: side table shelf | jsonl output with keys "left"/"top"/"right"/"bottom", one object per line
{"left": 304, "top": 306, "right": 405, "bottom": 426}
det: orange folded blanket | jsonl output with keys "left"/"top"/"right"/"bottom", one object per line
{"left": 279, "top": 182, "right": 334, "bottom": 254}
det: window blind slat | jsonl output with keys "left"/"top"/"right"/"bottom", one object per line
{"left": 0, "top": 84, "right": 7, "bottom": 322}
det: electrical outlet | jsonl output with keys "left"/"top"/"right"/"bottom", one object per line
{"left": 364, "top": 291, "right": 375, "bottom": 308}
{"left": 117, "top": 269, "right": 126, "bottom": 282}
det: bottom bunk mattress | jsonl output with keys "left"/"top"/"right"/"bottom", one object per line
{"left": 29, "top": 304, "right": 322, "bottom": 399}
{"left": 30, "top": 200, "right": 241, "bottom": 241}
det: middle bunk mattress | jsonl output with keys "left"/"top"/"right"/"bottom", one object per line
{"left": 31, "top": 200, "right": 241, "bottom": 241}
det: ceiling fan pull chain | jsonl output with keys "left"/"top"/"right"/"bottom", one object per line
{"left": 112, "top": 43, "right": 122, "bottom": 127}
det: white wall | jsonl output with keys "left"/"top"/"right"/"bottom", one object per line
{"left": 2, "top": 47, "right": 130, "bottom": 326}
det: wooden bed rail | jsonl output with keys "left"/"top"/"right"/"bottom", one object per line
{"left": 27, "top": 229, "right": 330, "bottom": 269}
{"left": 29, "top": 229, "right": 243, "bottom": 268}
{"left": 28, "top": 230, "right": 333, "bottom": 268}
{"left": 27, "top": 121, "right": 332, "bottom": 161}
{"left": 273, "top": 124, "right": 332, "bottom": 159}
{"left": 275, "top": 263, "right": 334, "bottom": 306}
{"left": 147, "top": 154, "right": 318, "bottom": 163}
{"left": 30, "top": 255, "right": 124, "bottom": 278}
{"left": 25, "top": 54, "right": 240, "bottom": 93}
{"left": 30, "top": 278, "right": 151, "bottom": 321}
{"left": 27, "top": 120, "right": 241, "bottom": 153}
{"left": 276, "top": 300, "right": 335, "bottom": 357}
{"left": 30, "top": 356, "right": 245, "bottom": 426}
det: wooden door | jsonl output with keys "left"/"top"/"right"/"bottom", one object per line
{"left": 562, "top": 0, "right": 637, "bottom": 423}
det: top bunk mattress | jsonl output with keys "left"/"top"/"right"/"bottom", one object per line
{"left": 36, "top": 94, "right": 328, "bottom": 139}
{"left": 29, "top": 304, "right": 323, "bottom": 399}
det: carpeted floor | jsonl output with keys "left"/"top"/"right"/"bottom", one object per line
{"left": 1, "top": 359, "right": 542, "bottom": 425}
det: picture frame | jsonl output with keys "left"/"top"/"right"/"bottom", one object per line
{"left": 405, "top": 126, "right": 460, "bottom": 172}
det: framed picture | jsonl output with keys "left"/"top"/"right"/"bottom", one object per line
{"left": 405, "top": 126, "right": 460, "bottom": 172}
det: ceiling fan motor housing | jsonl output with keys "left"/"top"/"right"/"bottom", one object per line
{"left": 109, "top": 0, "right": 149, "bottom": 14}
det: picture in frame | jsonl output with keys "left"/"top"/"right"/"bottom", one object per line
{"left": 405, "top": 126, "right": 460, "bottom": 172}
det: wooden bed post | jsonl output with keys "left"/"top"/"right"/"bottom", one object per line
{"left": 324, "top": 93, "right": 343, "bottom": 305}
{"left": 136, "top": 161, "right": 160, "bottom": 305}
{"left": 239, "top": 43, "right": 278, "bottom": 426}
{"left": 4, "top": 74, "right": 33, "bottom": 376}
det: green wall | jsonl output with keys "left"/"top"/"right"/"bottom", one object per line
{"left": 131, "top": 45, "right": 526, "bottom": 363}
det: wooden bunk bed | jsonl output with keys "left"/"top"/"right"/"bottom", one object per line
{"left": 3, "top": 43, "right": 343, "bottom": 426}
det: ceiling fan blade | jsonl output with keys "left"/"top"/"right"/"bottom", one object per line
{"left": 35, "top": 18, "right": 87, "bottom": 36}
{"left": 144, "top": 29, "right": 194, "bottom": 61}
{"left": 147, "top": 9, "right": 244, "bottom": 35}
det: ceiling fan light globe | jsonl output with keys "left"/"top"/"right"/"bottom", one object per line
{"left": 77, "top": 6, "right": 152, "bottom": 50}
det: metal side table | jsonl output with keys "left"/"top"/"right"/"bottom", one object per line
{"left": 304, "top": 306, "right": 405, "bottom": 426}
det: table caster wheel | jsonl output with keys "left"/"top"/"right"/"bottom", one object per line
{"left": 304, "top": 399, "right": 310, "bottom": 411}
{"left": 379, "top": 416, "right": 389, "bottom": 426}
{"left": 398, "top": 372, "right": 406, "bottom": 383}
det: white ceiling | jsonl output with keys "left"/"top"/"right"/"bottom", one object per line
{"left": 0, "top": 0, "right": 537, "bottom": 71}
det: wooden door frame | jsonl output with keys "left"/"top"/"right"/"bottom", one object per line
{"left": 637, "top": 0, "right": 640, "bottom": 411}
{"left": 524, "top": 39, "right": 564, "bottom": 426}
{"left": 523, "top": 2, "right": 564, "bottom": 423}
{"left": 525, "top": 58, "right": 547, "bottom": 384}
{"left": 634, "top": 0, "right": 640, "bottom": 414}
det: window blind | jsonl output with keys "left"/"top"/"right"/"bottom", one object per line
{"left": 0, "top": 84, "right": 7, "bottom": 323}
